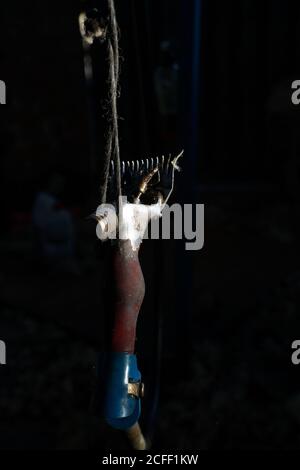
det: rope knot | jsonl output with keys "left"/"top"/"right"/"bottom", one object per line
{"left": 79, "top": 9, "right": 108, "bottom": 45}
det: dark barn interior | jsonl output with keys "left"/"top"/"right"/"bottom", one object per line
{"left": 1, "top": 0, "right": 300, "bottom": 451}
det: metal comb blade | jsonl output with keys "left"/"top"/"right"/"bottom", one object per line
{"left": 108, "top": 151, "right": 183, "bottom": 204}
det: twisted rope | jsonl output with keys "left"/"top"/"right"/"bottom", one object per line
{"left": 101, "top": 0, "right": 122, "bottom": 205}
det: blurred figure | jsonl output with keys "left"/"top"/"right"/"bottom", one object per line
{"left": 32, "top": 173, "right": 80, "bottom": 275}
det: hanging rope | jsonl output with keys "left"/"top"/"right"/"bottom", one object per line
{"left": 101, "top": 0, "right": 122, "bottom": 205}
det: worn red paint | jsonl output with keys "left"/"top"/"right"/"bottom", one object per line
{"left": 111, "top": 240, "right": 145, "bottom": 353}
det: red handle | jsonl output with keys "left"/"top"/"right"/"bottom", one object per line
{"left": 111, "top": 240, "right": 145, "bottom": 354}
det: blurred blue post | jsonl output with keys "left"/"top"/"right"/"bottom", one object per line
{"left": 174, "top": 0, "right": 202, "bottom": 367}
{"left": 182, "top": 0, "right": 202, "bottom": 189}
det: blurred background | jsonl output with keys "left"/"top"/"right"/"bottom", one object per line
{"left": 1, "top": 0, "right": 300, "bottom": 450}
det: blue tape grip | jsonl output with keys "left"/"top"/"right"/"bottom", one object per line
{"left": 104, "top": 352, "right": 141, "bottom": 430}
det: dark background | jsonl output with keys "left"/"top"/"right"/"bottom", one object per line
{"left": 1, "top": 0, "right": 300, "bottom": 450}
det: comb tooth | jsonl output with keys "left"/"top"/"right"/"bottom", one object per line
{"left": 146, "top": 159, "right": 149, "bottom": 171}
{"left": 132, "top": 160, "right": 135, "bottom": 172}
{"left": 161, "top": 155, "right": 165, "bottom": 169}
{"left": 136, "top": 161, "right": 140, "bottom": 172}
{"left": 122, "top": 161, "right": 125, "bottom": 175}
{"left": 150, "top": 158, "right": 154, "bottom": 170}
{"left": 126, "top": 161, "right": 130, "bottom": 172}
{"left": 156, "top": 156, "right": 160, "bottom": 168}
{"left": 110, "top": 160, "right": 115, "bottom": 176}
